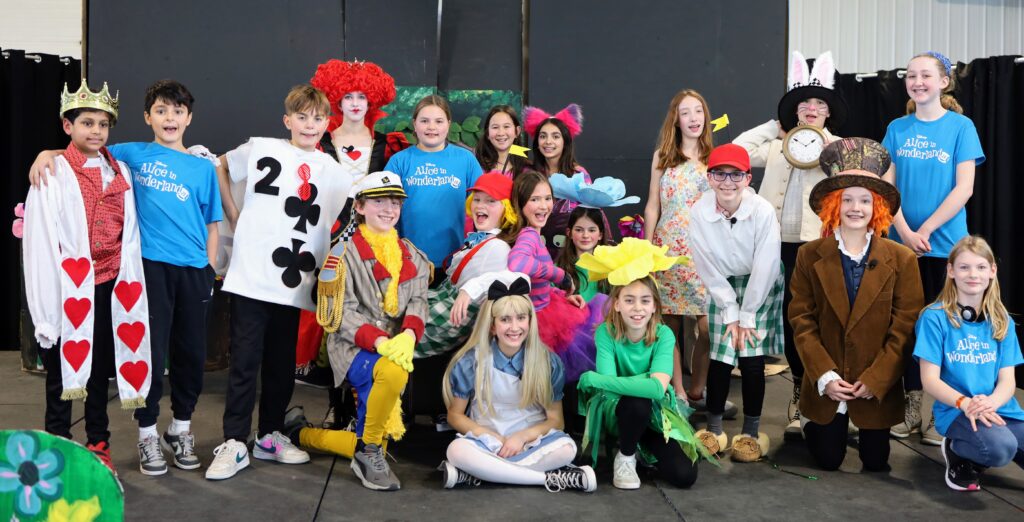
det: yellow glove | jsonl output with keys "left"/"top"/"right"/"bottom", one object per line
{"left": 376, "top": 332, "right": 415, "bottom": 373}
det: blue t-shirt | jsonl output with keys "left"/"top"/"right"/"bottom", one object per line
{"left": 109, "top": 142, "right": 222, "bottom": 268}
{"left": 449, "top": 344, "right": 565, "bottom": 403}
{"left": 913, "top": 306, "right": 1024, "bottom": 436}
{"left": 882, "top": 112, "right": 984, "bottom": 258}
{"left": 385, "top": 144, "right": 482, "bottom": 267}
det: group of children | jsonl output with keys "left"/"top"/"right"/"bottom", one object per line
{"left": 19, "top": 50, "right": 1023, "bottom": 497}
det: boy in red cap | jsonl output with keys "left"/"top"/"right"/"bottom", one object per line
{"left": 687, "top": 144, "right": 784, "bottom": 462}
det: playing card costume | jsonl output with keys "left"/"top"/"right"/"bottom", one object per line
{"left": 220, "top": 137, "right": 352, "bottom": 443}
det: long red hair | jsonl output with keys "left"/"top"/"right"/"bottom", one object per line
{"left": 817, "top": 189, "right": 893, "bottom": 237}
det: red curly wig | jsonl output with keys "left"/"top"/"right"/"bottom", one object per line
{"left": 310, "top": 60, "right": 396, "bottom": 132}
{"left": 817, "top": 189, "right": 893, "bottom": 237}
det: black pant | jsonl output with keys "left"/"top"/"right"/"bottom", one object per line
{"left": 134, "top": 260, "right": 214, "bottom": 427}
{"left": 781, "top": 241, "right": 804, "bottom": 380}
{"left": 902, "top": 256, "right": 946, "bottom": 392}
{"left": 804, "top": 413, "right": 890, "bottom": 471}
{"left": 616, "top": 396, "right": 699, "bottom": 488}
{"left": 222, "top": 294, "right": 301, "bottom": 441}
{"left": 706, "top": 356, "right": 765, "bottom": 417}
{"left": 43, "top": 280, "right": 116, "bottom": 445}
{"left": 562, "top": 382, "right": 584, "bottom": 436}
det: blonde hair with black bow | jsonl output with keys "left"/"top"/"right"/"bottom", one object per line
{"left": 442, "top": 294, "right": 553, "bottom": 416}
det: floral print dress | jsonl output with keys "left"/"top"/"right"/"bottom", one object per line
{"left": 652, "top": 160, "right": 709, "bottom": 315}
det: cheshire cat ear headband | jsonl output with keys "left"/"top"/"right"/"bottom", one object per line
{"left": 523, "top": 103, "right": 583, "bottom": 138}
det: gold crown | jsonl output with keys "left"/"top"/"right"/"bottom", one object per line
{"left": 60, "top": 81, "right": 119, "bottom": 124}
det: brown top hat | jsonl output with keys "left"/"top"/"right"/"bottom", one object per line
{"left": 809, "top": 137, "right": 900, "bottom": 214}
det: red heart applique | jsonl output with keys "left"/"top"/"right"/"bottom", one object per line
{"left": 61, "top": 258, "right": 91, "bottom": 288}
{"left": 63, "top": 298, "right": 92, "bottom": 329}
{"left": 114, "top": 281, "right": 143, "bottom": 312}
{"left": 345, "top": 149, "right": 361, "bottom": 161}
{"left": 119, "top": 360, "right": 149, "bottom": 392}
{"left": 117, "top": 322, "right": 146, "bottom": 352}
{"left": 62, "top": 340, "right": 90, "bottom": 372}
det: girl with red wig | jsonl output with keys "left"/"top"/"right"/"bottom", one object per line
{"left": 790, "top": 138, "right": 923, "bottom": 472}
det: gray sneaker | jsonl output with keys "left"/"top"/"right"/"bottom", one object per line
{"left": 351, "top": 443, "right": 400, "bottom": 491}
{"left": 161, "top": 431, "right": 201, "bottom": 470}
{"left": 138, "top": 435, "right": 168, "bottom": 476}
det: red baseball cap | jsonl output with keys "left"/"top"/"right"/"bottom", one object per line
{"left": 707, "top": 144, "right": 751, "bottom": 172}
{"left": 467, "top": 172, "right": 513, "bottom": 200}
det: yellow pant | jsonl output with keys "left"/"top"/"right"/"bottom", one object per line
{"left": 299, "top": 356, "right": 408, "bottom": 456}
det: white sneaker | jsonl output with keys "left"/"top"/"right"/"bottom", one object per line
{"left": 253, "top": 431, "right": 310, "bottom": 464}
{"left": 612, "top": 451, "right": 641, "bottom": 490}
{"left": 205, "top": 440, "right": 250, "bottom": 480}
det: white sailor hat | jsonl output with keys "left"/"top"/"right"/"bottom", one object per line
{"left": 353, "top": 171, "right": 407, "bottom": 199}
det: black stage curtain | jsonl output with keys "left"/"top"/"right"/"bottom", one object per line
{"left": 1, "top": 49, "right": 82, "bottom": 352}
{"left": 835, "top": 55, "right": 1024, "bottom": 384}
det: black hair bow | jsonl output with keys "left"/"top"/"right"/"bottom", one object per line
{"left": 487, "top": 277, "right": 531, "bottom": 300}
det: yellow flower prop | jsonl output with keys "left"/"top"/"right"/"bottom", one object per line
{"left": 47, "top": 497, "right": 102, "bottom": 522}
{"left": 576, "top": 237, "right": 686, "bottom": 286}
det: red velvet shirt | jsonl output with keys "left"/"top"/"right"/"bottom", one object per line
{"left": 64, "top": 145, "right": 129, "bottom": 284}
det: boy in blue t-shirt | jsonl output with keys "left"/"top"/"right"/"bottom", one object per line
{"left": 30, "top": 80, "right": 222, "bottom": 477}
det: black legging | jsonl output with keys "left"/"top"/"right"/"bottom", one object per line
{"left": 616, "top": 396, "right": 698, "bottom": 488}
{"left": 706, "top": 356, "right": 765, "bottom": 417}
{"left": 903, "top": 256, "right": 947, "bottom": 392}
{"left": 803, "top": 413, "right": 890, "bottom": 472}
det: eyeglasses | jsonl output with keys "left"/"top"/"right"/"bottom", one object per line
{"left": 708, "top": 169, "right": 748, "bottom": 182}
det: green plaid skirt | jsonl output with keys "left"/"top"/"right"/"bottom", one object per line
{"left": 707, "top": 263, "right": 784, "bottom": 366}
{"left": 416, "top": 280, "right": 479, "bottom": 358}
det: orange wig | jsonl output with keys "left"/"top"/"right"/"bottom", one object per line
{"left": 817, "top": 189, "right": 893, "bottom": 237}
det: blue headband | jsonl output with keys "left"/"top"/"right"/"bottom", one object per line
{"left": 925, "top": 51, "right": 952, "bottom": 75}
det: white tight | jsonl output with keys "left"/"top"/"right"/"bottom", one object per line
{"left": 446, "top": 436, "right": 577, "bottom": 486}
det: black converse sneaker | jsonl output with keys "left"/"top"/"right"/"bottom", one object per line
{"left": 942, "top": 437, "right": 980, "bottom": 491}
{"left": 439, "top": 460, "right": 481, "bottom": 488}
{"left": 544, "top": 465, "right": 597, "bottom": 493}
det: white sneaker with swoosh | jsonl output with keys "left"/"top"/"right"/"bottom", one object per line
{"left": 205, "top": 440, "right": 249, "bottom": 480}
{"left": 253, "top": 431, "right": 310, "bottom": 464}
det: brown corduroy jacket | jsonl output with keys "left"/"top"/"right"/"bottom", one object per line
{"left": 789, "top": 235, "right": 924, "bottom": 429}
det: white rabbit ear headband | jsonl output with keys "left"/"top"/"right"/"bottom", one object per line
{"left": 548, "top": 172, "right": 640, "bottom": 209}
{"left": 778, "top": 50, "right": 848, "bottom": 132}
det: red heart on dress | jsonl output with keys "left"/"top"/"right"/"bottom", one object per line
{"left": 119, "top": 360, "right": 149, "bottom": 392}
{"left": 117, "top": 322, "right": 146, "bottom": 352}
{"left": 62, "top": 340, "right": 90, "bottom": 372}
{"left": 61, "top": 257, "right": 91, "bottom": 288}
{"left": 63, "top": 298, "right": 91, "bottom": 329}
{"left": 345, "top": 149, "right": 361, "bottom": 161}
{"left": 114, "top": 281, "right": 143, "bottom": 312}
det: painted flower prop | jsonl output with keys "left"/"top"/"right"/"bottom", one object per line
{"left": 577, "top": 237, "right": 684, "bottom": 286}
{"left": 618, "top": 214, "right": 644, "bottom": 239}
{"left": 0, "top": 431, "right": 64, "bottom": 518}
{"left": 548, "top": 173, "right": 640, "bottom": 209}
{"left": 47, "top": 497, "right": 102, "bottom": 522}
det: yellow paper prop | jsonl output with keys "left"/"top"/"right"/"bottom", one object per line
{"left": 576, "top": 237, "right": 685, "bottom": 286}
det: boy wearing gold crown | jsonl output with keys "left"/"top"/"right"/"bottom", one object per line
{"left": 23, "top": 81, "right": 153, "bottom": 476}
{"left": 29, "top": 79, "right": 222, "bottom": 477}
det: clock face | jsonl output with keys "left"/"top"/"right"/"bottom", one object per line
{"left": 786, "top": 128, "right": 825, "bottom": 164}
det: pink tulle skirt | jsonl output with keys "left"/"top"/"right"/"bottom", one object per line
{"left": 537, "top": 289, "right": 606, "bottom": 382}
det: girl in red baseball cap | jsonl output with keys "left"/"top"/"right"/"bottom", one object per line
{"left": 688, "top": 144, "right": 785, "bottom": 462}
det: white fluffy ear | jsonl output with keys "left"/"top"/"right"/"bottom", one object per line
{"left": 809, "top": 51, "right": 836, "bottom": 89}
{"left": 788, "top": 51, "right": 809, "bottom": 89}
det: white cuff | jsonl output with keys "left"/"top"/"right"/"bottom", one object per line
{"left": 722, "top": 305, "right": 740, "bottom": 325}
{"left": 817, "top": 370, "right": 842, "bottom": 396}
{"left": 34, "top": 325, "right": 58, "bottom": 349}
{"left": 738, "top": 311, "right": 756, "bottom": 329}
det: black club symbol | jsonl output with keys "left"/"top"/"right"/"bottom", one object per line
{"left": 272, "top": 238, "right": 317, "bottom": 288}
{"left": 285, "top": 183, "right": 321, "bottom": 233}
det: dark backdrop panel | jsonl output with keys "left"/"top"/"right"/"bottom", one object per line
{"left": 89, "top": 0, "right": 346, "bottom": 153}
{"left": 343, "top": 0, "right": 439, "bottom": 86}
{"left": 1, "top": 50, "right": 82, "bottom": 351}
{"left": 528, "top": 0, "right": 788, "bottom": 225}
{"left": 440, "top": 0, "right": 522, "bottom": 91}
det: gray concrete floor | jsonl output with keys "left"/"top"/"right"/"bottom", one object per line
{"left": 1, "top": 352, "right": 1023, "bottom": 521}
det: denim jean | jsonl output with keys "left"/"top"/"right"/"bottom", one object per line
{"left": 945, "top": 413, "right": 1024, "bottom": 468}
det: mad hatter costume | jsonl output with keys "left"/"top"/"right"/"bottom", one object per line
{"left": 789, "top": 138, "right": 924, "bottom": 471}
{"left": 733, "top": 50, "right": 849, "bottom": 437}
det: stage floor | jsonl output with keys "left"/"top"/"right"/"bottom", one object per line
{"left": 1, "top": 352, "right": 1022, "bottom": 521}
